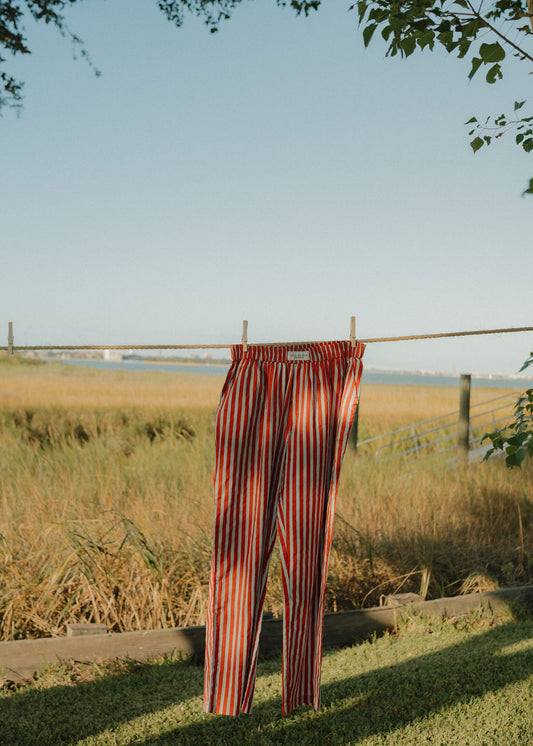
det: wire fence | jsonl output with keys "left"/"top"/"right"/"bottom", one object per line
{"left": 357, "top": 391, "right": 519, "bottom": 462}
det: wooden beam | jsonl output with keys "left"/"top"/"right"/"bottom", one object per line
{"left": 1, "top": 586, "right": 532, "bottom": 683}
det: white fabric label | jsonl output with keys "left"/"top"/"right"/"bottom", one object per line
{"left": 287, "top": 351, "right": 310, "bottom": 362}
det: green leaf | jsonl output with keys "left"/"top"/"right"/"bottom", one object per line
{"left": 437, "top": 30, "right": 453, "bottom": 48}
{"left": 357, "top": 0, "right": 367, "bottom": 24}
{"left": 523, "top": 138, "right": 533, "bottom": 153}
{"left": 363, "top": 23, "right": 378, "bottom": 48}
{"left": 401, "top": 36, "right": 416, "bottom": 57}
{"left": 468, "top": 57, "right": 482, "bottom": 80}
{"left": 505, "top": 447, "right": 527, "bottom": 467}
{"left": 381, "top": 25, "right": 393, "bottom": 42}
{"left": 417, "top": 30, "right": 434, "bottom": 50}
{"left": 368, "top": 7, "right": 385, "bottom": 23}
{"left": 457, "top": 39, "right": 472, "bottom": 59}
{"left": 389, "top": 16, "right": 405, "bottom": 30}
{"left": 465, "top": 117, "right": 477, "bottom": 124}
{"left": 486, "top": 63, "right": 502, "bottom": 84}
{"left": 471, "top": 136, "right": 484, "bottom": 153}
{"left": 514, "top": 100, "right": 526, "bottom": 111}
{"left": 463, "top": 18, "right": 482, "bottom": 37}
{"left": 508, "top": 432, "right": 528, "bottom": 447}
{"left": 479, "top": 42, "right": 505, "bottom": 63}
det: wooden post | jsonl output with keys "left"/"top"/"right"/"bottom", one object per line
{"left": 458, "top": 373, "right": 471, "bottom": 463}
{"left": 8, "top": 322, "right": 14, "bottom": 355}
{"left": 350, "top": 402, "right": 360, "bottom": 451}
{"left": 411, "top": 425, "right": 420, "bottom": 458}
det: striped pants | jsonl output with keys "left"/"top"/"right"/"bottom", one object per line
{"left": 204, "top": 341, "right": 364, "bottom": 715}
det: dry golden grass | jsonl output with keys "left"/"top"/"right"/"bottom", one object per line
{"left": 0, "top": 358, "right": 512, "bottom": 420}
{"left": 357, "top": 382, "right": 516, "bottom": 437}
{"left": 332, "top": 455, "right": 533, "bottom": 609}
{"left": 0, "top": 360, "right": 223, "bottom": 410}
{"left": 0, "top": 359, "right": 531, "bottom": 641}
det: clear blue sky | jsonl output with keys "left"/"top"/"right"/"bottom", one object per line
{"left": 1, "top": 0, "right": 532, "bottom": 375}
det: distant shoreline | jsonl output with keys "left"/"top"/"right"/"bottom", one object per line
{"left": 39, "top": 356, "right": 533, "bottom": 381}
{"left": 53, "top": 359, "right": 533, "bottom": 390}
{"left": 364, "top": 366, "right": 533, "bottom": 383}
{"left": 123, "top": 355, "right": 231, "bottom": 366}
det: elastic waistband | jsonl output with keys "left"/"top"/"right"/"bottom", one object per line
{"left": 232, "top": 340, "right": 365, "bottom": 364}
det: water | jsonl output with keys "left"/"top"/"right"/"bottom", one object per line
{"left": 57, "top": 359, "right": 532, "bottom": 389}
{"left": 362, "top": 370, "right": 531, "bottom": 390}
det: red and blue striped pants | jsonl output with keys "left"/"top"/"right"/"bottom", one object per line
{"left": 204, "top": 341, "right": 365, "bottom": 715}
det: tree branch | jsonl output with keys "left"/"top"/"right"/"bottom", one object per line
{"left": 466, "top": 0, "right": 533, "bottom": 63}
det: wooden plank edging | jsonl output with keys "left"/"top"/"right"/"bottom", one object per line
{"left": 2, "top": 585, "right": 532, "bottom": 684}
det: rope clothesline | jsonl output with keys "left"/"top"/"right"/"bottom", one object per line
{"left": 1, "top": 325, "right": 533, "bottom": 352}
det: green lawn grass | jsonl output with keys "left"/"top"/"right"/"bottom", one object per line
{"left": 2, "top": 610, "right": 532, "bottom": 745}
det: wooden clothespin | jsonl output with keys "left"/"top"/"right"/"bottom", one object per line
{"left": 349, "top": 316, "right": 356, "bottom": 348}
{"left": 242, "top": 320, "right": 248, "bottom": 353}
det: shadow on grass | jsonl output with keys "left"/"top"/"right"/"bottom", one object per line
{"left": 0, "top": 655, "right": 204, "bottom": 746}
{"left": 2, "top": 619, "right": 533, "bottom": 745}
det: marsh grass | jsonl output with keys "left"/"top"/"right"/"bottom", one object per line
{"left": 0, "top": 361, "right": 531, "bottom": 640}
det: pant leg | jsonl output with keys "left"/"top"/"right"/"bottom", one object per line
{"left": 277, "top": 343, "right": 364, "bottom": 714}
{"left": 204, "top": 347, "right": 293, "bottom": 715}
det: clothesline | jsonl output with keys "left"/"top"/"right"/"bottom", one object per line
{"left": 2, "top": 324, "right": 533, "bottom": 352}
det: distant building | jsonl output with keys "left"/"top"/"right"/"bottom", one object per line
{"left": 103, "top": 349, "right": 122, "bottom": 362}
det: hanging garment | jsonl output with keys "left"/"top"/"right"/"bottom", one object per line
{"left": 204, "top": 340, "right": 365, "bottom": 715}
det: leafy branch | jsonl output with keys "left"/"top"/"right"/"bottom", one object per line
{"left": 483, "top": 353, "right": 533, "bottom": 467}
{"left": 1, "top": 0, "right": 533, "bottom": 196}
{"left": 355, "top": 0, "right": 533, "bottom": 193}
{"left": 0, "top": 1, "right": 321, "bottom": 111}
{"left": 466, "top": 100, "right": 533, "bottom": 152}
{"left": 158, "top": 0, "right": 320, "bottom": 31}
{"left": 355, "top": 0, "right": 533, "bottom": 74}
{"left": 0, "top": 0, "right": 101, "bottom": 113}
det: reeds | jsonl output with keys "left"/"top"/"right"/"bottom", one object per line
{"left": 0, "top": 361, "right": 531, "bottom": 640}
